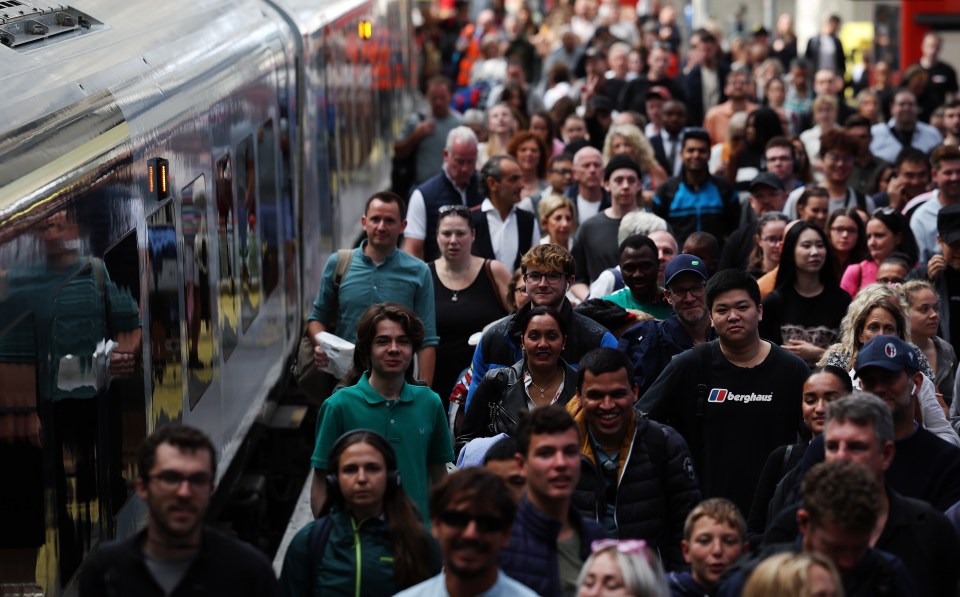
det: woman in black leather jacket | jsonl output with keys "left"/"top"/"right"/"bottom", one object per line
{"left": 456, "top": 306, "right": 577, "bottom": 454}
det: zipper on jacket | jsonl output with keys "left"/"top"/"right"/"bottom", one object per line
{"left": 352, "top": 517, "right": 363, "bottom": 597}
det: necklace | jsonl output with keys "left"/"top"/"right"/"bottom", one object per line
{"left": 442, "top": 262, "right": 472, "bottom": 302}
{"left": 529, "top": 371, "right": 561, "bottom": 402}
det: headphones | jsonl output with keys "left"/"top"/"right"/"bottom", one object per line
{"left": 325, "top": 429, "right": 401, "bottom": 497}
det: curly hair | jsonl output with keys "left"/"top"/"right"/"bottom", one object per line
{"left": 820, "top": 283, "right": 908, "bottom": 368}
{"left": 521, "top": 243, "right": 576, "bottom": 277}
{"left": 801, "top": 460, "right": 880, "bottom": 532}
{"left": 602, "top": 123, "right": 656, "bottom": 172}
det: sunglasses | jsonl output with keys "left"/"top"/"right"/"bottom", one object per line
{"left": 439, "top": 204, "right": 471, "bottom": 217}
{"left": 438, "top": 510, "right": 509, "bottom": 532}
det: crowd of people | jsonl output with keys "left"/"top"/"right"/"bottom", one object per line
{"left": 78, "top": 2, "right": 960, "bottom": 596}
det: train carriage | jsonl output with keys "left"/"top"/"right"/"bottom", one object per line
{"left": 0, "top": 0, "right": 414, "bottom": 592}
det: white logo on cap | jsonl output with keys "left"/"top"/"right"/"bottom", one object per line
{"left": 884, "top": 343, "right": 897, "bottom": 358}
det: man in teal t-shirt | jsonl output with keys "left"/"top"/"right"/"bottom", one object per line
{"left": 603, "top": 234, "right": 673, "bottom": 320}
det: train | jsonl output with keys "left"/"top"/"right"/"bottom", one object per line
{"left": 0, "top": 0, "right": 416, "bottom": 592}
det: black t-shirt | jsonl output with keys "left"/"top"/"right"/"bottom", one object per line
{"left": 637, "top": 340, "right": 809, "bottom": 515}
{"left": 760, "top": 285, "right": 851, "bottom": 364}
{"left": 921, "top": 60, "right": 959, "bottom": 109}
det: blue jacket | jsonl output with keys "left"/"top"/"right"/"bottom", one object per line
{"left": 498, "top": 495, "right": 608, "bottom": 597}
{"left": 668, "top": 571, "right": 715, "bottom": 597}
{"left": 465, "top": 300, "right": 618, "bottom": 409}
{"left": 618, "top": 315, "right": 717, "bottom": 396}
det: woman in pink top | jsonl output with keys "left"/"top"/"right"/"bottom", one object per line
{"left": 840, "top": 208, "right": 918, "bottom": 296}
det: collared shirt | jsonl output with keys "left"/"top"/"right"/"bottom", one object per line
{"left": 870, "top": 119, "right": 944, "bottom": 163}
{"left": 310, "top": 372, "right": 454, "bottom": 518}
{"left": 481, "top": 198, "right": 535, "bottom": 269}
{"left": 308, "top": 242, "right": 438, "bottom": 347}
{"left": 406, "top": 167, "right": 467, "bottom": 240}
{"left": 523, "top": 369, "right": 566, "bottom": 409}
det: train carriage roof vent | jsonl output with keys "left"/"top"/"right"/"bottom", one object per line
{"left": 0, "top": 1, "right": 103, "bottom": 51}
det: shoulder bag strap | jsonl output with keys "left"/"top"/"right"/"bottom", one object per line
{"left": 483, "top": 259, "right": 509, "bottom": 313}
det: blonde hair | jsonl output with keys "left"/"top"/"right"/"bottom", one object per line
{"left": 538, "top": 195, "right": 577, "bottom": 232}
{"left": 743, "top": 552, "right": 844, "bottom": 597}
{"left": 819, "top": 283, "right": 909, "bottom": 367}
{"left": 602, "top": 124, "right": 656, "bottom": 172}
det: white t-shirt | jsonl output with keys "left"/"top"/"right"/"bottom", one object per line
{"left": 576, "top": 195, "right": 603, "bottom": 224}
{"left": 404, "top": 169, "right": 467, "bottom": 241}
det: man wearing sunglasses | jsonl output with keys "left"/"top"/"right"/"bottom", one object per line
{"left": 81, "top": 425, "right": 280, "bottom": 596}
{"left": 465, "top": 244, "right": 618, "bottom": 410}
{"left": 396, "top": 468, "right": 537, "bottom": 597}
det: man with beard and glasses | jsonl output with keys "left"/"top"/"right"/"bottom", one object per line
{"left": 395, "top": 468, "right": 537, "bottom": 597}
{"left": 80, "top": 425, "right": 279, "bottom": 596}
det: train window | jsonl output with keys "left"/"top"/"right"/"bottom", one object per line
{"left": 215, "top": 154, "right": 239, "bottom": 360}
{"left": 257, "top": 120, "right": 280, "bottom": 299}
{"left": 146, "top": 199, "right": 183, "bottom": 423}
{"left": 235, "top": 136, "right": 260, "bottom": 332}
{"left": 181, "top": 175, "right": 215, "bottom": 409}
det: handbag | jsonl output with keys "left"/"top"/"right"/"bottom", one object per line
{"left": 295, "top": 249, "right": 353, "bottom": 404}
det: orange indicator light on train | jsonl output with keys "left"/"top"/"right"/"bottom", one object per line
{"left": 148, "top": 157, "right": 170, "bottom": 200}
{"left": 358, "top": 21, "right": 371, "bottom": 40}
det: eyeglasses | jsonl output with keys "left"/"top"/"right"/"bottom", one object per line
{"left": 760, "top": 236, "right": 782, "bottom": 245}
{"left": 147, "top": 471, "right": 213, "bottom": 492}
{"left": 439, "top": 510, "right": 508, "bottom": 532}
{"left": 667, "top": 284, "right": 706, "bottom": 299}
{"left": 524, "top": 271, "right": 566, "bottom": 284}
{"left": 824, "top": 152, "right": 854, "bottom": 165}
{"left": 439, "top": 204, "right": 471, "bottom": 217}
{"left": 514, "top": 286, "right": 528, "bottom": 295}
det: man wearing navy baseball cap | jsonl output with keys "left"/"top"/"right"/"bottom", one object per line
{"left": 617, "top": 254, "right": 717, "bottom": 396}
{"left": 855, "top": 335, "right": 960, "bottom": 510}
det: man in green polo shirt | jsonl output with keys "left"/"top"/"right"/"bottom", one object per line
{"left": 309, "top": 303, "right": 454, "bottom": 521}
{"left": 602, "top": 234, "right": 673, "bottom": 320}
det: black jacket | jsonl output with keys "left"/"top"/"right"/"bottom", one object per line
{"left": 80, "top": 526, "right": 280, "bottom": 597}
{"left": 683, "top": 62, "right": 731, "bottom": 127}
{"left": 572, "top": 414, "right": 702, "bottom": 570}
{"left": 471, "top": 206, "right": 536, "bottom": 271}
{"left": 457, "top": 358, "right": 577, "bottom": 454}
{"left": 765, "top": 487, "right": 960, "bottom": 597}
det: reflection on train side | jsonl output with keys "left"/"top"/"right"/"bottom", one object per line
{"left": 182, "top": 176, "right": 216, "bottom": 409}
{"left": 0, "top": 207, "right": 145, "bottom": 592}
{"left": 236, "top": 136, "right": 261, "bottom": 332}
{"left": 215, "top": 154, "right": 239, "bottom": 361}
